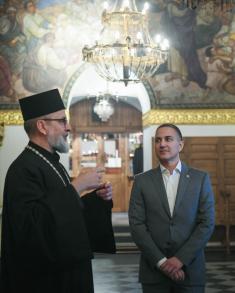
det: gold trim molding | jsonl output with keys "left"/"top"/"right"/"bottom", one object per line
{"left": 0, "top": 109, "right": 69, "bottom": 125}
{"left": 1, "top": 108, "right": 235, "bottom": 126}
{"left": 143, "top": 109, "right": 235, "bottom": 126}
{"left": 0, "top": 110, "right": 23, "bottom": 125}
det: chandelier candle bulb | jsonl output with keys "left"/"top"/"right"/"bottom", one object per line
{"left": 142, "top": 2, "right": 150, "bottom": 13}
{"left": 103, "top": 1, "right": 109, "bottom": 10}
{"left": 115, "top": 31, "right": 120, "bottom": 40}
{"left": 136, "top": 32, "right": 142, "bottom": 42}
{"left": 123, "top": 0, "right": 130, "bottom": 9}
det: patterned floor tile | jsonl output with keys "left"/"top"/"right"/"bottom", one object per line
{"left": 93, "top": 254, "right": 235, "bottom": 293}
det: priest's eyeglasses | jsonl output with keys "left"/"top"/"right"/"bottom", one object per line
{"left": 43, "top": 118, "right": 68, "bottom": 126}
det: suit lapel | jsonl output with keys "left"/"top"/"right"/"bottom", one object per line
{"left": 151, "top": 167, "right": 171, "bottom": 218}
{"left": 173, "top": 163, "right": 190, "bottom": 216}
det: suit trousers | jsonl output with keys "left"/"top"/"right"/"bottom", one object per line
{"left": 142, "top": 283, "right": 205, "bottom": 293}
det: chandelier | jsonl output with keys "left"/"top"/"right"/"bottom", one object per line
{"left": 82, "top": 0, "right": 169, "bottom": 86}
{"left": 93, "top": 94, "right": 114, "bottom": 122}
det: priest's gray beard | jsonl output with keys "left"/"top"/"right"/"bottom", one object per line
{"left": 48, "top": 135, "right": 69, "bottom": 153}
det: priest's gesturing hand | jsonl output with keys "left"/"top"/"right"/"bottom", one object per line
{"left": 96, "top": 182, "right": 112, "bottom": 201}
{"left": 71, "top": 167, "right": 105, "bottom": 193}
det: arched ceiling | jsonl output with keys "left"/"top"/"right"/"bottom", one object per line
{"left": 66, "top": 65, "right": 151, "bottom": 114}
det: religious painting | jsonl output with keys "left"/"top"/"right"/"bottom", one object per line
{"left": 0, "top": 0, "right": 235, "bottom": 109}
{"left": 147, "top": 0, "right": 235, "bottom": 108}
{"left": 0, "top": 0, "right": 104, "bottom": 106}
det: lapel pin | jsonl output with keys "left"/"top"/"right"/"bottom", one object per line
{"left": 186, "top": 174, "right": 190, "bottom": 178}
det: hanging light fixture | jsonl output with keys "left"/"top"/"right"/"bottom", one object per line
{"left": 82, "top": 0, "right": 169, "bottom": 86}
{"left": 93, "top": 93, "right": 114, "bottom": 122}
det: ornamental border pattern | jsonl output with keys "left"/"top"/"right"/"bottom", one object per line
{"left": 0, "top": 110, "right": 23, "bottom": 125}
{"left": 143, "top": 109, "right": 235, "bottom": 126}
{"left": 0, "top": 110, "right": 70, "bottom": 125}
{"left": 1, "top": 109, "right": 235, "bottom": 125}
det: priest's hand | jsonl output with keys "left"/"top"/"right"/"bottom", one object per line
{"left": 96, "top": 182, "right": 112, "bottom": 201}
{"left": 71, "top": 167, "right": 104, "bottom": 193}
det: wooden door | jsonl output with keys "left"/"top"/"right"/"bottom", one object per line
{"left": 103, "top": 134, "right": 128, "bottom": 212}
{"left": 69, "top": 98, "right": 142, "bottom": 212}
{"left": 71, "top": 133, "right": 133, "bottom": 212}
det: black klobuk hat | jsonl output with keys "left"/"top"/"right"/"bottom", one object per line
{"left": 19, "top": 89, "right": 65, "bottom": 121}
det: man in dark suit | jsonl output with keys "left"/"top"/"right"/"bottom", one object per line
{"left": 129, "top": 123, "right": 215, "bottom": 293}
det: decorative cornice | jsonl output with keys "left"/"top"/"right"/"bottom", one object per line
{"left": 1, "top": 109, "right": 235, "bottom": 126}
{"left": 0, "top": 109, "right": 70, "bottom": 125}
{"left": 0, "top": 110, "right": 23, "bottom": 125}
{"left": 143, "top": 109, "right": 235, "bottom": 126}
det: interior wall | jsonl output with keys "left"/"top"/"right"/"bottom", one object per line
{"left": 0, "top": 126, "right": 27, "bottom": 206}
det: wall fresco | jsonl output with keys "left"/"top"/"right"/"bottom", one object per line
{"left": 0, "top": 0, "right": 234, "bottom": 108}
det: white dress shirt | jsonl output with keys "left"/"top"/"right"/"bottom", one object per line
{"left": 157, "top": 161, "right": 182, "bottom": 268}
{"left": 160, "top": 161, "right": 181, "bottom": 216}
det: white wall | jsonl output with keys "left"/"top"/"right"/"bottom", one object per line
{"left": 0, "top": 125, "right": 70, "bottom": 206}
{"left": 0, "top": 126, "right": 28, "bottom": 206}
{"left": 143, "top": 125, "right": 235, "bottom": 171}
{"left": 1, "top": 124, "right": 235, "bottom": 203}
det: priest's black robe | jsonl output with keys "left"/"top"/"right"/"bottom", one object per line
{"left": 1, "top": 141, "right": 116, "bottom": 293}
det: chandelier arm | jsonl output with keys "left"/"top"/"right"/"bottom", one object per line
{"left": 143, "top": 59, "right": 153, "bottom": 78}
{"left": 112, "top": 54, "right": 122, "bottom": 81}
{"left": 96, "top": 56, "right": 114, "bottom": 81}
{"left": 122, "top": 54, "right": 129, "bottom": 82}
{"left": 131, "top": 54, "right": 142, "bottom": 80}
{"left": 150, "top": 57, "right": 160, "bottom": 77}
{"left": 103, "top": 58, "right": 114, "bottom": 80}
{"left": 134, "top": 55, "right": 144, "bottom": 79}
{"left": 129, "top": 53, "right": 135, "bottom": 74}
{"left": 95, "top": 63, "right": 111, "bottom": 81}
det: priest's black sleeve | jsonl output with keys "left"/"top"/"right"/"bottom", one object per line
{"left": 82, "top": 192, "right": 116, "bottom": 254}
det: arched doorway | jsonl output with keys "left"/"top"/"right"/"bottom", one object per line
{"left": 69, "top": 98, "right": 143, "bottom": 211}
{"left": 63, "top": 65, "right": 152, "bottom": 211}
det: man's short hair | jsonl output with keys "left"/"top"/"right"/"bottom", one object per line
{"left": 156, "top": 123, "right": 183, "bottom": 140}
{"left": 23, "top": 119, "right": 38, "bottom": 136}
